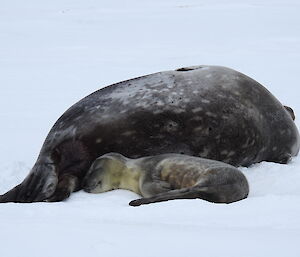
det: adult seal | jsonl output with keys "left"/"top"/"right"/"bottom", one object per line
{"left": 0, "top": 65, "right": 299, "bottom": 203}
{"left": 83, "top": 153, "right": 249, "bottom": 205}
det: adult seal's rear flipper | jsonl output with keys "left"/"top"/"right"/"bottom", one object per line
{"left": 0, "top": 184, "right": 22, "bottom": 203}
{"left": 0, "top": 161, "right": 58, "bottom": 203}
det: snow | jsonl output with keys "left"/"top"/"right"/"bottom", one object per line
{"left": 1, "top": 0, "right": 300, "bottom": 256}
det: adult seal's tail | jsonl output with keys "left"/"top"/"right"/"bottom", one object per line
{"left": 1, "top": 65, "right": 299, "bottom": 203}
{"left": 82, "top": 153, "right": 250, "bottom": 205}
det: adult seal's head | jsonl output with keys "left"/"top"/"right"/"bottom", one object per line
{"left": 82, "top": 153, "right": 250, "bottom": 206}
{"left": 0, "top": 65, "right": 299, "bottom": 203}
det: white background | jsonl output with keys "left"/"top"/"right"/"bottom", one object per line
{"left": 0, "top": 1, "right": 300, "bottom": 256}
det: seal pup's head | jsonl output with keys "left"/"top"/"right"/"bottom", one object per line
{"left": 82, "top": 153, "right": 127, "bottom": 193}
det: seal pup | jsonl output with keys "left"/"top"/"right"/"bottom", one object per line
{"left": 83, "top": 153, "right": 249, "bottom": 206}
{"left": 0, "top": 65, "right": 298, "bottom": 203}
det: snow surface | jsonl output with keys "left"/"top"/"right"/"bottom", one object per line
{"left": 1, "top": 0, "right": 300, "bottom": 256}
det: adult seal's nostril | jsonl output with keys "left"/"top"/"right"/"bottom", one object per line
{"left": 0, "top": 65, "right": 299, "bottom": 202}
{"left": 284, "top": 105, "right": 296, "bottom": 121}
{"left": 176, "top": 65, "right": 204, "bottom": 71}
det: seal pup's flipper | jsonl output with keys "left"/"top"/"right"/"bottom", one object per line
{"left": 129, "top": 183, "right": 248, "bottom": 206}
{"left": 129, "top": 187, "right": 199, "bottom": 206}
